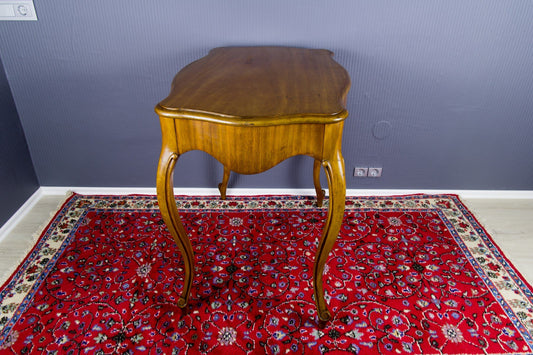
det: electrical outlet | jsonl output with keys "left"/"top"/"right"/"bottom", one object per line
{"left": 368, "top": 167, "right": 382, "bottom": 178}
{"left": 354, "top": 167, "right": 368, "bottom": 177}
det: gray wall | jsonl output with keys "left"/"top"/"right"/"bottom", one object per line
{"left": 0, "top": 1, "right": 532, "bottom": 190}
{"left": 0, "top": 57, "right": 39, "bottom": 226}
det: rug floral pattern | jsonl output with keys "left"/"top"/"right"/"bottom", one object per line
{"left": 0, "top": 194, "right": 532, "bottom": 354}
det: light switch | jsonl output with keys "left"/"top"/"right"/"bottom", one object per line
{"left": 0, "top": 0, "right": 37, "bottom": 21}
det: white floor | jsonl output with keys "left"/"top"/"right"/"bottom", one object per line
{"left": 1, "top": 193, "right": 532, "bottom": 286}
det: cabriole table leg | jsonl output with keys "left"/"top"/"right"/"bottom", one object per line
{"left": 313, "top": 146, "right": 346, "bottom": 322}
{"left": 313, "top": 159, "right": 325, "bottom": 207}
{"left": 313, "top": 126, "right": 346, "bottom": 322}
{"left": 156, "top": 149, "right": 195, "bottom": 308}
{"left": 218, "top": 166, "right": 230, "bottom": 200}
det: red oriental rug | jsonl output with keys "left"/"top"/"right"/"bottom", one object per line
{"left": 0, "top": 194, "right": 532, "bottom": 354}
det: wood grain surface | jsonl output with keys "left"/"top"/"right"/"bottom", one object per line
{"left": 156, "top": 46, "right": 350, "bottom": 125}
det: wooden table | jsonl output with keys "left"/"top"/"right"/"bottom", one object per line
{"left": 155, "top": 46, "right": 350, "bottom": 322}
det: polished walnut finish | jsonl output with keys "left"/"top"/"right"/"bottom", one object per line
{"left": 155, "top": 46, "right": 350, "bottom": 322}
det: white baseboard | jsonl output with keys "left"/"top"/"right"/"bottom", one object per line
{"left": 39, "top": 186, "right": 533, "bottom": 199}
{"left": 0, "top": 188, "right": 43, "bottom": 242}
{"left": 40, "top": 186, "right": 317, "bottom": 196}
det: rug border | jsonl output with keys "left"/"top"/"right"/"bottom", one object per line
{"left": 0, "top": 192, "right": 77, "bottom": 290}
{"left": 451, "top": 194, "right": 533, "bottom": 298}
{"left": 1, "top": 193, "right": 532, "bottom": 353}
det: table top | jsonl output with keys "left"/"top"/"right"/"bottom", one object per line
{"left": 156, "top": 46, "right": 351, "bottom": 126}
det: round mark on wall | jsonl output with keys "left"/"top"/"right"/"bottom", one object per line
{"left": 372, "top": 120, "right": 392, "bottom": 140}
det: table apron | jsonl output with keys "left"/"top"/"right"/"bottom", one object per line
{"left": 166, "top": 118, "right": 343, "bottom": 175}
